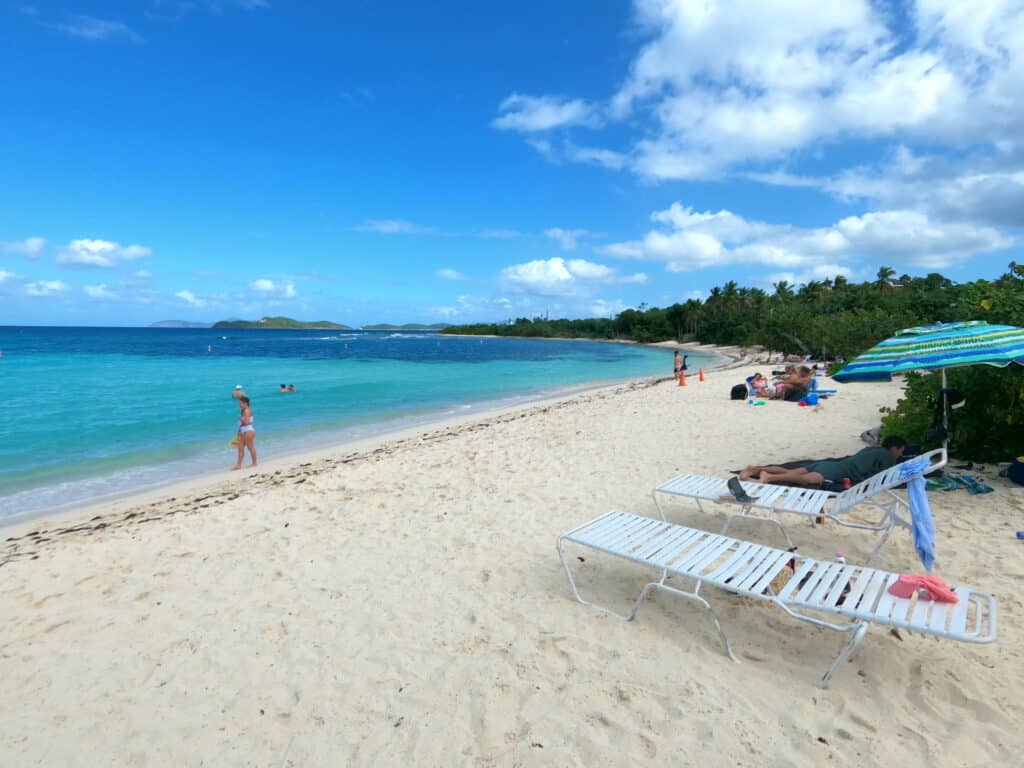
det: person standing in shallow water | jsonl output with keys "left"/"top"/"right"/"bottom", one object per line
{"left": 232, "top": 396, "right": 257, "bottom": 470}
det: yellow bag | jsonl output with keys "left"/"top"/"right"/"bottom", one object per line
{"left": 229, "top": 436, "right": 240, "bottom": 448}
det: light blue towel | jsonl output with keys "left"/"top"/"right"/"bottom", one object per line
{"left": 903, "top": 466, "right": 936, "bottom": 571}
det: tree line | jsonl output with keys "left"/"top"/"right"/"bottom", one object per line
{"left": 444, "top": 263, "right": 1024, "bottom": 460}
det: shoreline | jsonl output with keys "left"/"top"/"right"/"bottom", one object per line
{"left": 0, "top": 374, "right": 671, "bottom": 542}
{"left": 2, "top": 341, "right": 737, "bottom": 533}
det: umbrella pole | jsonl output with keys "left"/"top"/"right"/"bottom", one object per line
{"left": 942, "top": 368, "right": 949, "bottom": 454}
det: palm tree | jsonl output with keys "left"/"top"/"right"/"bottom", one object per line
{"left": 875, "top": 266, "right": 896, "bottom": 293}
{"left": 833, "top": 275, "right": 849, "bottom": 290}
{"left": 773, "top": 280, "right": 794, "bottom": 299}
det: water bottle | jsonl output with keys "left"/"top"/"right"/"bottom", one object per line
{"left": 835, "top": 552, "right": 846, "bottom": 565}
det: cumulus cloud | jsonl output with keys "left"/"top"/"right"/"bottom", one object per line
{"left": 494, "top": 1, "right": 1024, "bottom": 184}
{"left": 84, "top": 283, "right": 118, "bottom": 300}
{"left": 24, "top": 280, "right": 70, "bottom": 297}
{"left": 492, "top": 93, "right": 599, "bottom": 133}
{"left": 438, "top": 268, "right": 467, "bottom": 280}
{"left": 501, "top": 257, "right": 647, "bottom": 297}
{"left": 1, "top": 237, "right": 45, "bottom": 258}
{"left": 249, "top": 278, "right": 297, "bottom": 298}
{"left": 175, "top": 290, "right": 207, "bottom": 307}
{"left": 544, "top": 228, "right": 594, "bottom": 251}
{"left": 601, "top": 201, "right": 1013, "bottom": 273}
{"left": 353, "top": 219, "right": 438, "bottom": 235}
{"left": 56, "top": 239, "right": 152, "bottom": 268}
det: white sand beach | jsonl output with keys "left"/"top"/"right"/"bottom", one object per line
{"left": 2, "top": 371, "right": 1021, "bottom": 766}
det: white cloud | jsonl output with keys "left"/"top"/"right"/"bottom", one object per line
{"left": 544, "top": 227, "right": 593, "bottom": 251}
{"left": 1, "top": 237, "right": 45, "bottom": 258}
{"left": 175, "top": 290, "right": 207, "bottom": 307}
{"left": 602, "top": 201, "right": 1013, "bottom": 273}
{"left": 24, "top": 280, "right": 70, "bottom": 297}
{"left": 494, "top": 1, "right": 1024, "bottom": 183}
{"left": 48, "top": 15, "right": 143, "bottom": 44}
{"left": 56, "top": 239, "right": 152, "bottom": 268}
{"left": 353, "top": 219, "right": 438, "bottom": 235}
{"left": 134, "top": 270, "right": 152, "bottom": 279}
{"left": 84, "top": 283, "right": 118, "bottom": 300}
{"left": 438, "top": 268, "right": 468, "bottom": 280}
{"left": 249, "top": 278, "right": 297, "bottom": 298}
{"left": 501, "top": 257, "right": 647, "bottom": 297}
{"left": 0, "top": 269, "right": 17, "bottom": 283}
{"left": 492, "top": 93, "right": 598, "bottom": 133}
{"left": 568, "top": 145, "right": 628, "bottom": 170}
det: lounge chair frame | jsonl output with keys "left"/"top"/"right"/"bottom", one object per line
{"left": 557, "top": 510, "right": 996, "bottom": 688}
{"left": 652, "top": 449, "right": 946, "bottom": 563}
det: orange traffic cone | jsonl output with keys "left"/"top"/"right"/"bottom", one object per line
{"left": 698, "top": 368, "right": 705, "bottom": 382}
{"left": 678, "top": 370, "right": 687, "bottom": 386}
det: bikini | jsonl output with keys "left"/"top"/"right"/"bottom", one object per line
{"left": 239, "top": 414, "right": 255, "bottom": 434}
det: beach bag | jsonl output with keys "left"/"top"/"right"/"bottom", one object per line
{"left": 730, "top": 384, "right": 748, "bottom": 400}
{"left": 783, "top": 386, "right": 807, "bottom": 402}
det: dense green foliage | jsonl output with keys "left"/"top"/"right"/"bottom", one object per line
{"left": 213, "top": 316, "right": 351, "bottom": 329}
{"left": 444, "top": 263, "right": 1024, "bottom": 459}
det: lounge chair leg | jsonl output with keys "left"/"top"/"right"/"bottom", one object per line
{"left": 649, "top": 582, "right": 739, "bottom": 663}
{"left": 557, "top": 537, "right": 655, "bottom": 622}
{"left": 865, "top": 521, "right": 894, "bottom": 566}
{"left": 817, "top": 623, "right": 867, "bottom": 689}
{"left": 651, "top": 490, "right": 667, "bottom": 522}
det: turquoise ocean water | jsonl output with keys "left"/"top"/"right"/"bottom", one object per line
{"left": 0, "top": 327, "right": 718, "bottom": 522}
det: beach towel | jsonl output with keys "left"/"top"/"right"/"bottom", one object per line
{"left": 906, "top": 473, "right": 935, "bottom": 571}
{"left": 887, "top": 574, "right": 958, "bottom": 603}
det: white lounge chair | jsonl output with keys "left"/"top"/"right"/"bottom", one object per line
{"left": 557, "top": 510, "right": 997, "bottom": 688}
{"left": 652, "top": 449, "right": 946, "bottom": 562}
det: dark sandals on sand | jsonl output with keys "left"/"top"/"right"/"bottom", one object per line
{"left": 726, "top": 476, "right": 759, "bottom": 504}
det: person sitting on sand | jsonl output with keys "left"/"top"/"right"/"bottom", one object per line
{"left": 673, "top": 351, "right": 687, "bottom": 380}
{"left": 749, "top": 373, "right": 770, "bottom": 397}
{"left": 737, "top": 437, "right": 908, "bottom": 487}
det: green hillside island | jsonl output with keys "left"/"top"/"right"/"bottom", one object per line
{"left": 213, "top": 316, "right": 351, "bottom": 330}
{"left": 443, "top": 262, "right": 1024, "bottom": 461}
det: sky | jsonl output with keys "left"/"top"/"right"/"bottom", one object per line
{"left": 1, "top": 0, "right": 1023, "bottom": 327}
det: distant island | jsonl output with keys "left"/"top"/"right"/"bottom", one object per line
{"left": 149, "top": 320, "right": 213, "bottom": 329}
{"left": 212, "top": 316, "right": 352, "bottom": 330}
{"left": 360, "top": 323, "right": 449, "bottom": 331}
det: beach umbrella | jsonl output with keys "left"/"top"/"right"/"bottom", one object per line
{"left": 833, "top": 320, "right": 1024, "bottom": 447}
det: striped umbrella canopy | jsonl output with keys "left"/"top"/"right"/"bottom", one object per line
{"left": 833, "top": 321, "right": 1024, "bottom": 383}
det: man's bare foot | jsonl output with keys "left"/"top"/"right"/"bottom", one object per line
{"left": 759, "top": 471, "right": 770, "bottom": 483}
{"left": 231, "top": 465, "right": 242, "bottom": 471}
{"left": 249, "top": 463, "right": 258, "bottom": 468}
{"left": 738, "top": 468, "right": 753, "bottom": 480}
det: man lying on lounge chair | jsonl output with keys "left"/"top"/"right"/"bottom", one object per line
{"left": 737, "top": 437, "right": 908, "bottom": 487}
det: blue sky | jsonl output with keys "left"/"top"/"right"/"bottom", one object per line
{"left": 1, "top": 1, "right": 1022, "bottom": 326}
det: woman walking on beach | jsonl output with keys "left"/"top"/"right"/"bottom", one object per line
{"left": 232, "top": 396, "right": 257, "bottom": 470}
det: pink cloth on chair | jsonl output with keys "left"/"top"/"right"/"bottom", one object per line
{"left": 888, "top": 574, "right": 958, "bottom": 603}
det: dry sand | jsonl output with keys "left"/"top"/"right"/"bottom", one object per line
{"left": 1, "top": 371, "right": 1021, "bottom": 766}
